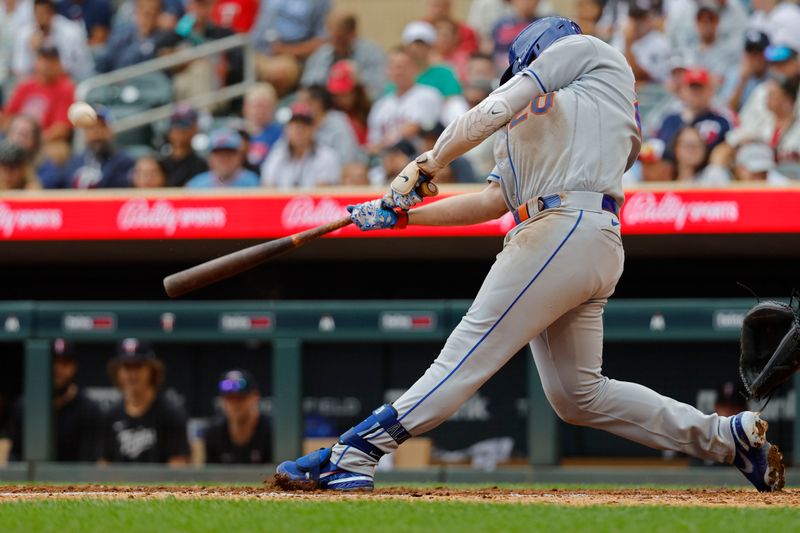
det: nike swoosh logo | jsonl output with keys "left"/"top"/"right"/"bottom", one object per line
{"left": 611, "top": 219, "right": 619, "bottom": 226}
{"left": 491, "top": 110, "right": 501, "bottom": 115}
{"left": 400, "top": 175, "right": 409, "bottom": 182}
{"left": 737, "top": 450, "right": 754, "bottom": 474}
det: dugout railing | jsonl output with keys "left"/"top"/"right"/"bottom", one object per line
{"left": 2, "top": 299, "right": 798, "bottom": 470}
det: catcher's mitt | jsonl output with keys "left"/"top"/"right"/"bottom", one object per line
{"left": 739, "top": 299, "right": 800, "bottom": 400}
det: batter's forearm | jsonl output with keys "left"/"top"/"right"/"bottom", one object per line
{"left": 408, "top": 185, "right": 508, "bottom": 226}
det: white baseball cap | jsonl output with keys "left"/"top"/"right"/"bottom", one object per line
{"left": 402, "top": 21, "right": 437, "bottom": 45}
{"left": 736, "top": 143, "right": 775, "bottom": 173}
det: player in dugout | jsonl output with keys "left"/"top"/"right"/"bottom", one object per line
{"left": 100, "top": 339, "right": 190, "bottom": 465}
{"left": 203, "top": 369, "right": 272, "bottom": 464}
{"left": 9, "top": 339, "right": 102, "bottom": 462}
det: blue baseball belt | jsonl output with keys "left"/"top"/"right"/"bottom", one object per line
{"left": 514, "top": 191, "right": 619, "bottom": 225}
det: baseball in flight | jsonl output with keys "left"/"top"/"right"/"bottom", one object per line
{"left": 67, "top": 102, "right": 98, "bottom": 128}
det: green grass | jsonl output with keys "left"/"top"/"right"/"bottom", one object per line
{"left": 1, "top": 499, "right": 799, "bottom": 533}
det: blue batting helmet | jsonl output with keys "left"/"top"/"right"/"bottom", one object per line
{"left": 499, "top": 17, "right": 582, "bottom": 86}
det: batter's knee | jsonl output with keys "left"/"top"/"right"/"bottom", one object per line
{"left": 542, "top": 378, "right": 608, "bottom": 426}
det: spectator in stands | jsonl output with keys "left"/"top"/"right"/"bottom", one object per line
{"left": 2, "top": 46, "right": 74, "bottom": 144}
{"left": 712, "top": 73, "right": 800, "bottom": 178}
{"left": 299, "top": 84, "right": 362, "bottom": 167}
{"left": 132, "top": 155, "right": 167, "bottom": 188}
{"left": 56, "top": 106, "right": 134, "bottom": 188}
{"left": 656, "top": 68, "right": 732, "bottom": 160}
{"left": 301, "top": 12, "right": 386, "bottom": 101}
{"left": 203, "top": 369, "right": 272, "bottom": 464}
{"left": 96, "top": 0, "right": 168, "bottom": 73}
{"left": 101, "top": 339, "right": 190, "bottom": 464}
{"left": 242, "top": 83, "right": 283, "bottom": 169}
{"left": 667, "top": 0, "right": 747, "bottom": 57}
{"left": 615, "top": 0, "right": 671, "bottom": 83}
{"left": 419, "top": 122, "right": 476, "bottom": 183}
{"left": 491, "top": 0, "right": 539, "bottom": 71}
{"left": 326, "top": 60, "right": 371, "bottom": 146}
{"left": 225, "top": 118, "right": 260, "bottom": 174}
{"left": 734, "top": 142, "right": 790, "bottom": 185}
{"left": 57, "top": 0, "right": 112, "bottom": 46}
{"left": 251, "top": 0, "right": 331, "bottom": 95}
{"left": 679, "top": 1, "right": 740, "bottom": 82}
{"left": 0, "top": 141, "right": 39, "bottom": 189}
{"left": 5, "top": 115, "right": 42, "bottom": 166}
{"left": 467, "top": 0, "right": 514, "bottom": 51}
{"left": 720, "top": 30, "right": 771, "bottom": 113}
{"left": 669, "top": 126, "right": 713, "bottom": 183}
{"left": 575, "top": 0, "right": 604, "bottom": 38}
{"left": 750, "top": 0, "right": 800, "bottom": 45}
{"left": 403, "top": 21, "right": 462, "bottom": 99}
{"left": 466, "top": 53, "right": 499, "bottom": 86}
{"left": 186, "top": 127, "right": 260, "bottom": 188}
{"left": 368, "top": 138, "right": 415, "bottom": 185}
{"left": 367, "top": 47, "right": 442, "bottom": 154}
{"left": 13, "top": 0, "right": 93, "bottom": 80}
{"left": 161, "top": 104, "right": 208, "bottom": 187}
{"left": 0, "top": 0, "right": 33, "bottom": 101}
{"left": 434, "top": 18, "right": 470, "bottom": 84}
{"left": 340, "top": 161, "right": 369, "bottom": 186}
{"left": 159, "top": 0, "right": 244, "bottom": 94}
{"left": 261, "top": 103, "right": 341, "bottom": 188}
{"left": 211, "top": 0, "right": 259, "bottom": 33}
{"left": 113, "top": 0, "right": 184, "bottom": 32}
{"left": 422, "top": 0, "right": 479, "bottom": 57}
{"left": 9, "top": 339, "right": 102, "bottom": 462}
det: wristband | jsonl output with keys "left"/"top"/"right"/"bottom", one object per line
{"left": 393, "top": 209, "right": 409, "bottom": 230}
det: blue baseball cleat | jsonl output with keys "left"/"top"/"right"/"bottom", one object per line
{"left": 730, "top": 412, "right": 785, "bottom": 492}
{"left": 275, "top": 448, "right": 374, "bottom": 491}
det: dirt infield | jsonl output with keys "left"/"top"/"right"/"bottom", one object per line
{"left": 0, "top": 485, "right": 798, "bottom": 507}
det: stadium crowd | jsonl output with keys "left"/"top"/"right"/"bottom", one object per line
{"left": 0, "top": 0, "right": 799, "bottom": 191}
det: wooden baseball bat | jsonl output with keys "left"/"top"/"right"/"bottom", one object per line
{"left": 163, "top": 215, "right": 352, "bottom": 298}
{"left": 163, "top": 181, "right": 438, "bottom": 298}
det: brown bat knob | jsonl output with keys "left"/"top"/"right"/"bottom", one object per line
{"left": 419, "top": 181, "right": 438, "bottom": 197}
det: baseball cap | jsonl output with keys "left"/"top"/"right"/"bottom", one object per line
{"left": 288, "top": 102, "right": 314, "bottom": 124}
{"left": 385, "top": 139, "right": 417, "bottom": 159}
{"left": 52, "top": 338, "right": 76, "bottom": 360}
{"left": 208, "top": 127, "right": 242, "bottom": 151}
{"left": 744, "top": 30, "right": 770, "bottom": 53}
{"left": 402, "top": 21, "right": 437, "bottom": 45}
{"left": 217, "top": 369, "right": 258, "bottom": 395}
{"left": 94, "top": 104, "right": 113, "bottom": 125}
{"left": 765, "top": 45, "right": 798, "bottom": 63}
{"left": 113, "top": 338, "right": 157, "bottom": 363}
{"left": 36, "top": 44, "right": 59, "bottom": 59}
{"left": 0, "top": 141, "right": 27, "bottom": 167}
{"left": 628, "top": 0, "right": 655, "bottom": 18}
{"left": 421, "top": 122, "right": 446, "bottom": 138}
{"left": 169, "top": 104, "right": 198, "bottom": 129}
{"left": 696, "top": 1, "right": 721, "bottom": 17}
{"left": 682, "top": 67, "right": 711, "bottom": 86}
{"left": 736, "top": 143, "right": 775, "bottom": 172}
{"left": 326, "top": 60, "right": 358, "bottom": 94}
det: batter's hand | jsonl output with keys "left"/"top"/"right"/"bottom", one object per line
{"left": 347, "top": 200, "right": 408, "bottom": 231}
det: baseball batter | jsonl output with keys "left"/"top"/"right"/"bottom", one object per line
{"left": 277, "top": 17, "right": 784, "bottom": 492}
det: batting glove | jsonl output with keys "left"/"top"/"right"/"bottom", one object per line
{"left": 382, "top": 188, "right": 422, "bottom": 211}
{"left": 347, "top": 200, "right": 408, "bottom": 231}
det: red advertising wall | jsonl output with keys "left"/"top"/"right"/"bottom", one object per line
{"left": 1, "top": 189, "right": 799, "bottom": 241}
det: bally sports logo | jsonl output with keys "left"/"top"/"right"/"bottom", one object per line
{"left": 622, "top": 192, "right": 739, "bottom": 231}
{"left": 117, "top": 199, "right": 227, "bottom": 236}
{"left": 0, "top": 202, "right": 63, "bottom": 237}
{"left": 281, "top": 196, "right": 348, "bottom": 229}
